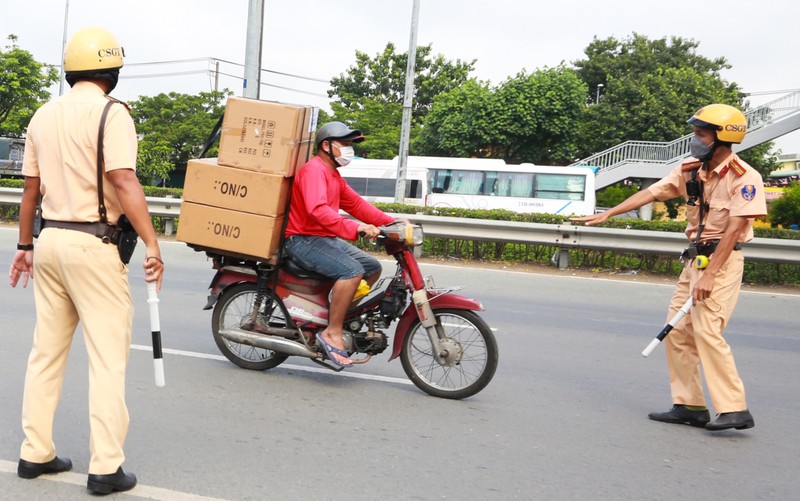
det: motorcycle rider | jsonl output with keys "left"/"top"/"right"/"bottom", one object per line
{"left": 283, "top": 121, "right": 395, "bottom": 367}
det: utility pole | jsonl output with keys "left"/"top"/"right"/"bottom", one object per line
{"left": 394, "top": 0, "right": 420, "bottom": 203}
{"left": 59, "top": 0, "right": 70, "bottom": 96}
{"left": 243, "top": 0, "right": 265, "bottom": 99}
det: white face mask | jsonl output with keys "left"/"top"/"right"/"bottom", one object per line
{"left": 335, "top": 145, "right": 355, "bottom": 166}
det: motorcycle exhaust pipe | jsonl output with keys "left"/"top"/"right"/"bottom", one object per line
{"left": 218, "top": 327, "right": 318, "bottom": 358}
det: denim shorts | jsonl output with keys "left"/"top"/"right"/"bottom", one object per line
{"left": 283, "top": 235, "right": 382, "bottom": 280}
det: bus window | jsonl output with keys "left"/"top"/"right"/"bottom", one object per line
{"left": 437, "top": 169, "right": 483, "bottom": 195}
{"left": 493, "top": 172, "right": 534, "bottom": 197}
{"left": 534, "top": 174, "right": 586, "bottom": 200}
{"left": 347, "top": 177, "right": 368, "bottom": 195}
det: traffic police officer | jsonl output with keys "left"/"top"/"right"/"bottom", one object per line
{"left": 8, "top": 26, "right": 164, "bottom": 494}
{"left": 572, "top": 104, "right": 766, "bottom": 431}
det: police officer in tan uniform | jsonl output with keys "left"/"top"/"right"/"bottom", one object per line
{"left": 572, "top": 104, "right": 766, "bottom": 431}
{"left": 8, "top": 27, "right": 164, "bottom": 494}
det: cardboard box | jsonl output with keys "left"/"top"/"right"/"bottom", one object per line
{"left": 218, "top": 97, "right": 317, "bottom": 176}
{"left": 182, "top": 158, "right": 291, "bottom": 216}
{"left": 176, "top": 202, "right": 285, "bottom": 262}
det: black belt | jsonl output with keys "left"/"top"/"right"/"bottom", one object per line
{"left": 43, "top": 220, "right": 120, "bottom": 244}
{"left": 683, "top": 240, "right": 741, "bottom": 260}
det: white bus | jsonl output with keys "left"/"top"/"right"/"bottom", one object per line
{"left": 340, "top": 156, "right": 597, "bottom": 216}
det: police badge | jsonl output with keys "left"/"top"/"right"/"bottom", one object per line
{"left": 741, "top": 185, "right": 756, "bottom": 201}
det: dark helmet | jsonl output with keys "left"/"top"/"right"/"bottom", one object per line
{"left": 315, "top": 121, "right": 364, "bottom": 147}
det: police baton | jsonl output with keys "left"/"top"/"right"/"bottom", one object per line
{"left": 642, "top": 296, "right": 692, "bottom": 357}
{"left": 146, "top": 282, "right": 165, "bottom": 387}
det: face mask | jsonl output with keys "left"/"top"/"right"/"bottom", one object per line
{"left": 689, "top": 136, "right": 714, "bottom": 161}
{"left": 335, "top": 145, "right": 355, "bottom": 166}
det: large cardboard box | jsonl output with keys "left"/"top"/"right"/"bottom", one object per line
{"left": 182, "top": 158, "right": 291, "bottom": 216}
{"left": 218, "top": 97, "right": 317, "bottom": 176}
{"left": 176, "top": 202, "right": 285, "bottom": 262}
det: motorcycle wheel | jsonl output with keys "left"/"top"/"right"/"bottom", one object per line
{"left": 211, "top": 282, "right": 289, "bottom": 371}
{"left": 400, "top": 309, "right": 498, "bottom": 399}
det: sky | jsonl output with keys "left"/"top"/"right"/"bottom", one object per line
{"left": 3, "top": 0, "right": 800, "bottom": 155}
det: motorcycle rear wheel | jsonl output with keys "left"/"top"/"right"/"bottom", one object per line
{"left": 211, "top": 282, "right": 289, "bottom": 370}
{"left": 400, "top": 309, "right": 498, "bottom": 399}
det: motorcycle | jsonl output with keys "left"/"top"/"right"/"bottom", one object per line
{"left": 202, "top": 222, "right": 498, "bottom": 399}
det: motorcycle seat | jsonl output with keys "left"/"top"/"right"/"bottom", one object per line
{"left": 282, "top": 258, "right": 330, "bottom": 281}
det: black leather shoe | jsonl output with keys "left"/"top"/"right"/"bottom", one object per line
{"left": 648, "top": 404, "right": 710, "bottom": 427}
{"left": 18, "top": 456, "right": 73, "bottom": 479}
{"left": 706, "top": 410, "right": 755, "bottom": 431}
{"left": 87, "top": 467, "right": 137, "bottom": 495}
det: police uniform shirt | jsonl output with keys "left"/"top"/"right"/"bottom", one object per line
{"left": 647, "top": 153, "right": 767, "bottom": 242}
{"left": 22, "top": 81, "right": 138, "bottom": 224}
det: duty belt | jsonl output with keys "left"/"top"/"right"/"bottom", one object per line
{"left": 682, "top": 239, "right": 741, "bottom": 260}
{"left": 43, "top": 220, "right": 120, "bottom": 244}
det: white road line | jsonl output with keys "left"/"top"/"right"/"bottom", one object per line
{"left": 0, "top": 459, "right": 229, "bottom": 500}
{"left": 130, "top": 345, "right": 414, "bottom": 385}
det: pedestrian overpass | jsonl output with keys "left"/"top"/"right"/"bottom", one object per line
{"left": 571, "top": 89, "right": 800, "bottom": 190}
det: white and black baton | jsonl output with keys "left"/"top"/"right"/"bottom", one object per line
{"left": 641, "top": 296, "right": 693, "bottom": 357}
{"left": 146, "top": 282, "right": 165, "bottom": 387}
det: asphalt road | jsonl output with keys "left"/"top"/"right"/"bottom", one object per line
{"left": 1, "top": 227, "right": 798, "bottom": 500}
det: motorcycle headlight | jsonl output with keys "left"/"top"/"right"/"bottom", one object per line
{"left": 405, "top": 224, "right": 424, "bottom": 247}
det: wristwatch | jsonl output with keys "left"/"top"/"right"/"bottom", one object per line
{"left": 17, "top": 243, "right": 34, "bottom": 251}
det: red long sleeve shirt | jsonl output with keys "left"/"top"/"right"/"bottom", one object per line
{"left": 284, "top": 156, "right": 395, "bottom": 240}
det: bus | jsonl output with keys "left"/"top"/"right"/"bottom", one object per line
{"left": 340, "top": 156, "right": 597, "bottom": 216}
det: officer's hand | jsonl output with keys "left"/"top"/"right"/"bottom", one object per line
{"left": 9, "top": 250, "right": 34, "bottom": 288}
{"left": 143, "top": 254, "right": 164, "bottom": 291}
{"left": 693, "top": 272, "right": 714, "bottom": 303}
{"left": 570, "top": 212, "right": 609, "bottom": 226}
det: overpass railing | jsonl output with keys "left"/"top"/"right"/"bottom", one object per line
{"left": 571, "top": 89, "right": 800, "bottom": 173}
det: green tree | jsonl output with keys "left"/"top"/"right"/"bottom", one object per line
{"left": 574, "top": 34, "right": 742, "bottom": 155}
{"left": 0, "top": 35, "right": 58, "bottom": 136}
{"left": 128, "top": 90, "right": 228, "bottom": 185}
{"left": 328, "top": 42, "right": 475, "bottom": 158}
{"left": 769, "top": 183, "right": 800, "bottom": 228}
{"left": 417, "top": 67, "right": 587, "bottom": 165}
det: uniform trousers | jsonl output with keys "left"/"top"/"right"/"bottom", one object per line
{"left": 20, "top": 227, "right": 132, "bottom": 475}
{"left": 664, "top": 250, "right": 747, "bottom": 413}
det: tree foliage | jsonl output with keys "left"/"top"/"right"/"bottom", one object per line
{"left": 573, "top": 33, "right": 743, "bottom": 156}
{"left": 328, "top": 42, "right": 475, "bottom": 158}
{"left": 0, "top": 35, "right": 58, "bottom": 136}
{"left": 417, "top": 67, "right": 586, "bottom": 165}
{"left": 128, "top": 90, "right": 228, "bottom": 184}
{"left": 769, "top": 183, "right": 800, "bottom": 228}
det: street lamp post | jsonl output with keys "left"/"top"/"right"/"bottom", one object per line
{"left": 596, "top": 83, "right": 604, "bottom": 104}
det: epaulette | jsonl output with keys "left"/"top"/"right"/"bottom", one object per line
{"left": 728, "top": 158, "right": 746, "bottom": 177}
{"left": 681, "top": 160, "right": 702, "bottom": 172}
{"left": 105, "top": 95, "right": 131, "bottom": 111}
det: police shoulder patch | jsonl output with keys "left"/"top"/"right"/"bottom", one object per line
{"left": 681, "top": 160, "right": 702, "bottom": 172}
{"left": 741, "top": 185, "right": 757, "bottom": 201}
{"left": 728, "top": 158, "right": 746, "bottom": 177}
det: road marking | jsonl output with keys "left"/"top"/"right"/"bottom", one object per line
{"left": 130, "top": 345, "right": 414, "bottom": 385}
{"left": 0, "top": 459, "right": 229, "bottom": 500}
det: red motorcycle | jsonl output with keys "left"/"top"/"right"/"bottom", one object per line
{"left": 202, "top": 222, "right": 498, "bottom": 399}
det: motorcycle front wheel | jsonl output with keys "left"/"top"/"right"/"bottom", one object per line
{"left": 400, "top": 309, "right": 498, "bottom": 399}
{"left": 211, "top": 282, "right": 289, "bottom": 371}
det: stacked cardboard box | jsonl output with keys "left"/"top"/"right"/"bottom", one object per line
{"left": 177, "top": 98, "right": 318, "bottom": 262}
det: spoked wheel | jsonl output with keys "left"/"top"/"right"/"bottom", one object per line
{"left": 211, "top": 282, "right": 290, "bottom": 370}
{"left": 400, "top": 309, "right": 498, "bottom": 399}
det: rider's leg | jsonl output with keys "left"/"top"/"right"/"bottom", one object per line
{"left": 321, "top": 275, "right": 362, "bottom": 364}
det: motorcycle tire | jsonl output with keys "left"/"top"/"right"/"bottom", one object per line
{"left": 211, "top": 282, "right": 290, "bottom": 371}
{"left": 400, "top": 309, "right": 498, "bottom": 400}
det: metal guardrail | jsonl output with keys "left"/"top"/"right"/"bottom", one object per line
{"left": 1, "top": 188, "right": 798, "bottom": 268}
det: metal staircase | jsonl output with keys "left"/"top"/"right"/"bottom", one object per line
{"left": 571, "top": 90, "right": 800, "bottom": 189}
